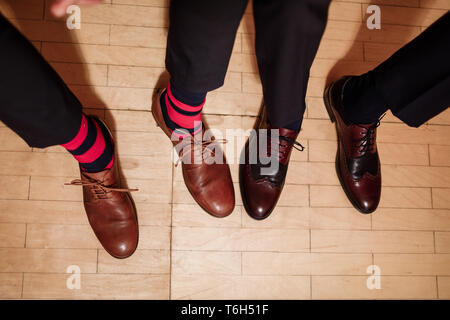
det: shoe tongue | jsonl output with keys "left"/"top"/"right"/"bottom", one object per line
{"left": 279, "top": 127, "right": 299, "bottom": 138}
{"left": 354, "top": 123, "right": 376, "bottom": 129}
{"left": 267, "top": 126, "right": 299, "bottom": 140}
{"left": 263, "top": 126, "right": 300, "bottom": 165}
{"left": 82, "top": 168, "right": 113, "bottom": 184}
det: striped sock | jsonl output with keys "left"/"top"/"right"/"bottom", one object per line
{"left": 61, "top": 114, "right": 114, "bottom": 173}
{"left": 160, "top": 81, "right": 206, "bottom": 138}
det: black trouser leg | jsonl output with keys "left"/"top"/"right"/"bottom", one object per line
{"left": 0, "top": 13, "right": 82, "bottom": 148}
{"left": 165, "top": 0, "right": 248, "bottom": 92}
{"left": 253, "top": 0, "right": 331, "bottom": 128}
{"left": 372, "top": 11, "right": 450, "bottom": 127}
{"left": 166, "top": 0, "right": 330, "bottom": 128}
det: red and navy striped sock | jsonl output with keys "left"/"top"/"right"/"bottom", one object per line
{"left": 160, "top": 81, "right": 206, "bottom": 138}
{"left": 61, "top": 114, "right": 114, "bottom": 173}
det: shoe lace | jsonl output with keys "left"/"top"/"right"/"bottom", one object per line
{"left": 354, "top": 113, "right": 385, "bottom": 154}
{"left": 267, "top": 135, "right": 305, "bottom": 161}
{"left": 65, "top": 179, "right": 138, "bottom": 200}
{"left": 175, "top": 138, "right": 228, "bottom": 166}
{"left": 279, "top": 136, "right": 305, "bottom": 153}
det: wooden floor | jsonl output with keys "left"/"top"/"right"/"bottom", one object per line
{"left": 0, "top": 0, "right": 449, "bottom": 299}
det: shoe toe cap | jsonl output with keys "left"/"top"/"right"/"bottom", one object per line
{"left": 195, "top": 179, "right": 235, "bottom": 218}
{"left": 242, "top": 184, "right": 279, "bottom": 220}
{"left": 98, "top": 221, "right": 138, "bottom": 259}
{"left": 107, "top": 234, "right": 138, "bottom": 259}
{"left": 248, "top": 204, "right": 273, "bottom": 220}
{"left": 356, "top": 197, "right": 379, "bottom": 214}
{"left": 203, "top": 190, "right": 235, "bottom": 218}
{"left": 349, "top": 179, "right": 381, "bottom": 214}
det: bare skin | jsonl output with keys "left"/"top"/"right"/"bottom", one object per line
{"left": 50, "top": 0, "right": 103, "bottom": 17}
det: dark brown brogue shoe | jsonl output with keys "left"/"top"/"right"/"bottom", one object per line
{"left": 67, "top": 159, "right": 139, "bottom": 259}
{"left": 151, "top": 88, "right": 235, "bottom": 218}
{"left": 239, "top": 110, "right": 304, "bottom": 220}
{"left": 324, "top": 76, "right": 382, "bottom": 214}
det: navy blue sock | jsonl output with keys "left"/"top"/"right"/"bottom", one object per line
{"left": 342, "top": 73, "right": 388, "bottom": 124}
{"left": 61, "top": 114, "right": 114, "bottom": 173}
{"left": 160, "top": 80, "right": 207, "bottom": 137}
{"left": 283, "top": 118, "right": 302, "bottom": 131}
{"left": 170, "top": 80, "right": 206, "bottom": 106}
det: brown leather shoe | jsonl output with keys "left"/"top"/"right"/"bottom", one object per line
{"left": 324, "top": 76, "right": 382, "bottom": 214}
{"left": 66, "top": 122, "right": 139, "bottom": 259}
{"left": 151, "top": 88, "right": 235, "bottom": 217}
{"left": 239, "top": 109, "right": 304, "bottom": 220}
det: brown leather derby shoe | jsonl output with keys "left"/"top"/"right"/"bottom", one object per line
{"left": 152, "top": 88, "right": 235, "bottom": 218}
{"left": 324, "top": 76, "right": 382, "bottom": 214}
{"left": 240, "top": 109, "right": 304, "bottom": 220}
{"left": 66, "top": 121, "right": 139, "bottom": 259}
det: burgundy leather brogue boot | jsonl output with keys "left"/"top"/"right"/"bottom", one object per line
{"left": 324, "top": 76, "right": 382, "bottom": 214}
{"left": 240, "top": 110, "right": 304, "bottom": 220}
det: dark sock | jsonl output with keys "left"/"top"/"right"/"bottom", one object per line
{"left": 342, "top": 73, "right": 388, "bottom": 124}
{"left": 61, "top": 114, "right": 114, "bottom": 173}
{"left": 283, "top": 118, "right": 302, "bottom": 131}
{"left": 160, "top": 80, "right": 206, "bottom": 138}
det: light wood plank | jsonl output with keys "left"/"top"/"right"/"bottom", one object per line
{"left": 98, "top": 249, "right": 169, "bottom": 274}
{"left": 171, "top": 275, "right": 310, "bottom": 300}
{"left": 23, "top": 273, "right": 169, "bottom": 299}
{"left": 243, "top": 252, "right": 372, "bottom": 276}
{"left": 312, "top": 276, "right": 437, "bottom": 299}
{"left": 172, "top": 227, "right": 310, "bottom": 252}
{"left": 435, "top": 232, "right": 450, "bottom": 253}
{"left": 0, "top": 273, "right": 23, "bottom": 299}
{"left": 172, "top": 251, "right": 241, "bottom": 275}
{"left": 0, "top": 248, "right": 97, "bottom": 273}
{"left": 0, "top": 223, "right": 26, "bottom": 248}
{"left": 374, "top": 253, "right": 450, "bottom": 275}
{"left": 433, "top": 188, "right": 450, "bottom": 209}
{"left": 311, "top": 230, "right": 434, "bottom": 253}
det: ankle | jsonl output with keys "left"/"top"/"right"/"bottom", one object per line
{"left": 61, "top": 114, "right": 115, "bottom": 173}
{"left": 170, "top": 80, "right": 206, "bottom": 106}
{"left": 342, "top": 75, "right": 388, "bottom": 125}
{"left": 160, "top": 81, "right": 207, "bottom": 138}
{"left": 282, "top": 118, "right": 302, "bottom": 131}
